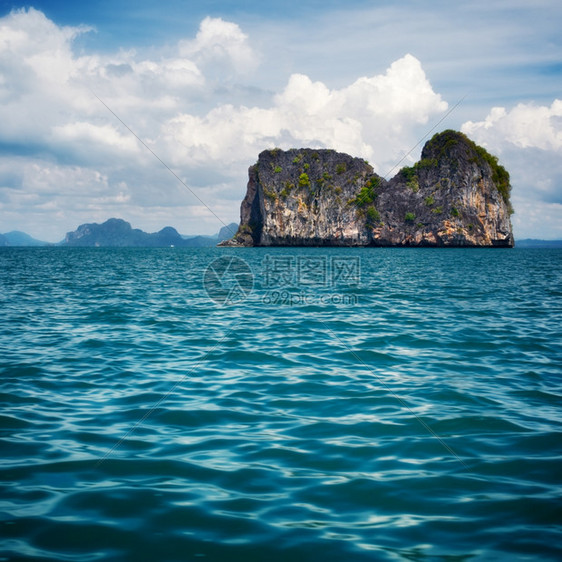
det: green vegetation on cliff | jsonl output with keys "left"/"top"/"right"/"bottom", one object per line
{"left": 224, "top": 131, "right": 514, "bottom": 248}
{"left": 352, "top": 176, "right": 381, "bottom": 207}
{"left": 424, "top": 130, "right": 513, "bottom": 213}
{"left": 351, "top": 176, "right": 382, "bottom": 227}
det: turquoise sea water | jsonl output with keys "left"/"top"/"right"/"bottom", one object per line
{"left": 1, "top": 247, "right": 561, "bottom": 561}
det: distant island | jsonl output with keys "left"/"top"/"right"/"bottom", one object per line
{"left": 515, "top": 239, "right": 562, "bottom": 248}
{"left": 0, "top": 231, "right": 51, "bottom": 246}
{"left": 62, "top": 218, "right": 238, "bottom": 247}
{"left": 220, "top": 130, "right": 515, "bottom": 247}
{"left": 0, "top": 220, "right": 238, "bottom": 247}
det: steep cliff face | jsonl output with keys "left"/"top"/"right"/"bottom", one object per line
{"left": 232, "top": 148, "right": 376, "bottom": 246}
{"left": 223, "top": 130, "right": 514, "bottom": 247}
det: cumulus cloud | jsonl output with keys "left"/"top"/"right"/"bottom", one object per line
{"left": 0, "top": 9, "right": 85, "bottom": 140}
{"left": 163, "top": 54, "right": 448, "bottom": 174}
{"left": 462, "top": 100, "right": 562, "bottom": 152}
{"left": 0, "top": 9, "right": 261, "bottom": 235}
{"left": 179, "top": 16, "right": 258, "bottom": 77}
{"left": 461, "top": 101, "right": 562, "bottom": 238}
{"left": 0, "top": 8, "right": 207, "bottom": 145}
{"left": 8, "top": 7, "right": 559, "bottom": 241}
{"left": 0, "top": 7, "right": 451, "bottom": 241}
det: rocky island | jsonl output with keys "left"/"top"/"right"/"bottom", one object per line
{"left": 221, "top": 130, "right": 514, "bottom": 247}
{"left": 62, "top": 218, "right": 237, "bottom": 247}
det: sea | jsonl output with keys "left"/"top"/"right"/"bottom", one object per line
{"left": 1, "top": 246, "right": 561, "bottom": 561}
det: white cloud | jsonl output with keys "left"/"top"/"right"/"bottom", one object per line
{"left": 0, "top": 9, "right": 457, "bottom": 239}
{"left": 23, "top": 162, "right": 108, "bottom": 192}
{"left": 52, "top": 122, "right": 140, "bottom": 153}
{"left": 163, "top": 54, "right": 447, "bottom": 174}
{"left": 179, "top": 16, "right": 258, "bottom": 76}
{"left": 1, "top": 7, "right": 560, "bottom": 241}
{"left": 0, "top": 158, "right": 120, "bottom": 241}
{"left": 0, "top": 8, "right": 209, "bottom": 146}
{"left": 462, "top": 100, "right": 562, "bottom": 152}
{"left": 462, "top": 100, "right": 562, "bottom": 239}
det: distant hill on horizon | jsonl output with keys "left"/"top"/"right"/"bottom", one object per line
{"left": 61, "top": 218, "right": 238, "bottom": 247}
{"left": 1, "top": 230, "right": 50, "bottom": 246}
{"left": 515, "top": 239, "right": 562, "bottom": 248}
{"left": 1, "top": 223, "right": 559, "bottom": 248}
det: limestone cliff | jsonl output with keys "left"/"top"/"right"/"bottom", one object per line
{"left": 222, "top": 130, "right": 514, "bottom": 247}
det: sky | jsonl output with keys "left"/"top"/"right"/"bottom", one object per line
{"left": 0, "top": 0, "right": 561, "bottom": 241}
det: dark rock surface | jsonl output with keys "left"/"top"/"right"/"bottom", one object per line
{"left": 221, "top": 130, "right": 514, "bottom": 247}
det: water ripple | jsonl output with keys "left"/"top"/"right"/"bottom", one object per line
{"left": 1, "top": 247, "right": 561, "bottom": 561}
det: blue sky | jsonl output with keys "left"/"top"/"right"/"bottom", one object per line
{"left": 1, "top": 0, "right": 561, "bottom": 240}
